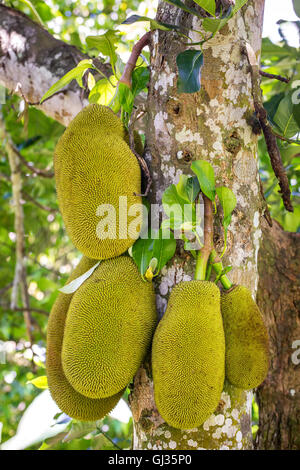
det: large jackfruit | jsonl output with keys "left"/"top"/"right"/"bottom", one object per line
{"left": 54, "top": 104, "right": 142, "bottom": 260}
{"left": 152, "top": 281, "right": 225, "bottom": 429}
{"left": 46, "top": 256, "right": 123, "bottom": 421}
{"left": 221, "top": 285, "right": 269, "bottom": 390}
{"left": 61, "top": 256, "right": 157, "bottom": 398}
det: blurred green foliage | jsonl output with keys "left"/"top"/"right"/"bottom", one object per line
{"left": 0, "top": 0, "right": 299, "bottom": 451}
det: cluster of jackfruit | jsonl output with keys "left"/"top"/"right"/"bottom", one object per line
{"left": 48, "top": 103, "right": 269, "bottom": 430}
{"left": 151, "top": 281, "right": 269, "bottom": 430}
{"left": 47, "top": 256, "right": 157, "bottom": 420}
{"left": 47, "top": 105, "right": 158, "bottom": 422}
{"left": 54, "top": 104, "right": 142, "bottom": 260}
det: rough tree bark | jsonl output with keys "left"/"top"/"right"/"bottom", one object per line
{"left": 255, "top": 220, "right": 300, "bottom": 450}
{"left": 129, "top": 0, "right": 265, "bottom": 450}
{"left": 0, "top": 1, "right": 298, "bottom": 451}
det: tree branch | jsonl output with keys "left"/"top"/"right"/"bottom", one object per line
{"left": 243, "top": 41, "right": 293, "bottom": 213}
{"left": 0, "top": 5, "right": 108, "bottom": 125}
{"left": 259, "top": 70, "right": 290, "bottom": 83}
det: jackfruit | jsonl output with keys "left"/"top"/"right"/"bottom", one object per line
{"left": 61, "top": 256, "right": 157, "bottom": 398}
{"left": 152, "top": 281, "right": 225, "bottom": 429}
{"left": 46, "top": 256, "right": 123, "bottom": 421}
{"left": 54, "top": 104, "right": 142, "bottom": 260}
{"left": 221, "top": 285, "right": 269, "bottom": 390}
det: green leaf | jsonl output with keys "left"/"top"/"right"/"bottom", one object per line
{"left": 162, "top": 184, "right": 198, "bottom": 230}
{"left": 162, "top": 184, "right": 189, "bottom": 219}
{"left": 175, "top": 174, "right": 200, "bottom": 203}
{"left": 263, "top": 92, "right": 285, "bottom": 125}
{"left": 216, "top": 186, "right": 237, "bottom": 230}
{"left": 89, "top": 76, "right": 117, "bottom": 105}
{"left": 122, "top": 15, "right": 180, "bottom": 31}
{"left": 175, "top": 174, "right": 191, "bottom": 202}
{"left": 203, "top": 0, "right": 248, "bottom": 33}
{"left": 118, "top": 82, "right": 134, "bottom": 114}
{"left": 186, "top": 176, "right": 201, "bottom": 202}
{"left": 292, "top": 0, "right": 300, "bottom": 17}
{"left": 86, "top": 31, "right": 119, "bottom": 67}
{"left": 131, "top": 237, "right": 154, "bottom": 275}
{"left": 18, "top": 0, "right": 44, "bottom": 25}
{"left": 193, "top": 0, "right": 216, "bottom": 16}
{"left": 131, "top": 67, "right": 150, "bottom": 98}
{"left": 293, "top": 103, "right": 300, "bottom": 128}
{"left": 163, "top": 0, "right": 205, "bottom": 17}
{"left": 177, "top": 50, "right": 203, "bottom": 94}
{"left": 152, "top": 229, "right": 176, "bottom": 273}
{"left": 274, "top": 94, "right": 300, "bottom": 138}
{"left": 40, "top": 60, "right": 96, "bottom": 103}
{"left": 27, "top": 375, "right": 48, "bottom": 389}
{"left": 191, "top": 160, "right": 216, "bottom": 201}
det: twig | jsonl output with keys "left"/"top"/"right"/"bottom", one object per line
{"left": 13, "top": 148, "right": 54, "bottom": 178}
{"left": 96, "top": 426, "right": 122, "bottom": 450}
{"left": 0, "top": 117, "right": 34, "bottom": 343}
{"left": 259, "top": 70, "right": 290, "bottom": 84}
{"left": 6, "top": 307, "right": 49, "bottom": 316}
{"left": 0, "top": 282, "right": 13, "bottom": 296}
{"left": 243, "top": 41, "right": 293, "bottom": 213}
{"left": 271, "top": 131, "right": 300, "bottom": 145}
{"left": 22, "top": 191, "right": 58, "bottom": 213}
{"left": 119, "top": 32, "right": 151, "bottom": 88}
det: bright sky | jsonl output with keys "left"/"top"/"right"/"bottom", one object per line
{"left": 262, "top": 0, "right": 299, "bottom": 46}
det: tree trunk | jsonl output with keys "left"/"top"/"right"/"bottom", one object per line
{"left": 255, "top": 219, "right": 300, "bottom": 450}
{"left": 129, "top": 0, "right": 265, "bottom": 450}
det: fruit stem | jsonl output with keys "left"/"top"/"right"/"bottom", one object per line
{"left": 210, "top": 249, "right": 233, "bottom": 290}
{"left": 194, "top": 194, "right": 213, "bottom": 281}
{"left": 119, "top": 32, "right": 151, "bottom": 88}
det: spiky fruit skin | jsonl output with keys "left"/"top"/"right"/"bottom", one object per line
{"left": 221, "top": 285, "right": 269, "bottom": 390}
{"left": 46, "top": 256, "right": 123, "bottom": 421}
{"left": 54, "top": 104, "right": 142, "bottom": 260}
{"left": 152, "top": 281, "right": 225, "bottom": 430}
{"left": 61, "top": 256, "right": 157, "bottom": 399}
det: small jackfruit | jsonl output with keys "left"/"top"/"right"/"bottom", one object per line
{"left": 46, "top": 256, "right": 123, "bottom": 421}
{"left": 54, "top": 104, "right": 142, "bottom": 260}
{"left": 152, "top": 281, "right": 225, "bottom": 429}
{"left": 61, "top": 256, "right": 157, "bottom": 398}
{"left": 221, "top": 285, "right": 269, "bottom": 390}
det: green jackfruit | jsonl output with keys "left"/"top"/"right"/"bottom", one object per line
{"left": 54, "top": 104, "right": 142, "bottom": 260}
{"left": 221, "top": 285, "right": 269, "bottom": 390}
{"left": 61, "top": 256, "right": 157, "bottom": 398}
{"left": 46, "top": 256, "right": 123, "bottom": 421}
{"left": 152, "top": 281, "right": 225, "bottom": 429}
